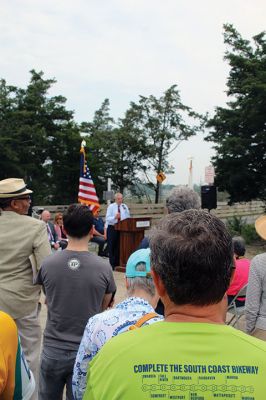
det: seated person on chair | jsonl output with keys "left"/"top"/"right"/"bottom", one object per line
{"left": 90, "top": 208, "right": 108, "bottom": 257}
{"left": 40, "top": 210, "right": 60, "bottom": 251}
{"left": 227, "top": 236, "right": 250, "bottom": 307}
{"left": 54, "top": 212, "right": 68, "bottom": 250}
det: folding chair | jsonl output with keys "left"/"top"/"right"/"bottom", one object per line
{"left": 227, "top": 284, "right": 247, "bottom": 329}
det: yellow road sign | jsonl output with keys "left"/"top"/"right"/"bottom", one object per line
{"left": 156, "top": 171, "right": 166, "bottom": 183}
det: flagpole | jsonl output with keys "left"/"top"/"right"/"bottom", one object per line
{"left": 188, "top": 156, "right": 193, "bottom": 189}
{"left": 78, "top": 140, "right": 100, "bottom": 214}
{"left": 80, "top": 140, "right": 86, "bottom": 175}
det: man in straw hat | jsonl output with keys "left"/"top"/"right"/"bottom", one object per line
{"left": 246, "top": 215, "right": 266, "bottom": 340}
{"left": 0, "top": 178, "right": 51, "bottom": 399}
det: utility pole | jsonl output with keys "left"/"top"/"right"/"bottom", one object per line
{"left": 188, "top": 156, "right": 194, "bottom": 189}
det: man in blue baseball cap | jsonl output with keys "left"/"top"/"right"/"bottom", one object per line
{"left": 72, "top": 248, "right": 162, "bottom": 400}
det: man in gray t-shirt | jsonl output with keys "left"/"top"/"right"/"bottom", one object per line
{"left": 36, "top": 205, "right": 116, "bottom": 400}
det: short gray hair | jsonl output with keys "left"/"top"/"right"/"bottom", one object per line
{"left": 150, "top": 209, "right": 233, "bottom": 306}
{"left": 115, "top": 192, "right": 122, "bottom": 200}
{"left": 166, "top": 186, "right": 200, "bottom": 214}
{"left": 127, "top": 262, "right": 155, "bottom": 297}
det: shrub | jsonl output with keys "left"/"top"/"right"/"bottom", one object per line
{"left": 226, "top": 216, "right": 246, "bottom": 236}
{"left": 241, "top": 224, "right": 260, "bottom": 244}
{"left": 226, "top": 216, "right": 260, "bottom": 244}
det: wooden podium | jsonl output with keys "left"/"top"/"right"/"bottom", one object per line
{"left": 115, "top": 217, "right": 151, "bottom": 271}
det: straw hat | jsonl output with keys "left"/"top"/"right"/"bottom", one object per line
{"left": 255, "top": 215, "right": 266, "bottom": 240}
{"left": 0, "top": 178, "right": 32, "bottom": 198}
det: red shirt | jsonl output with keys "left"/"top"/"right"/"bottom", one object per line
{"left": 227, "top": 257, "right": 250, "bottom": 297}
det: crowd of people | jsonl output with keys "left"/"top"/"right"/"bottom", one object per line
{"left": 1, "top": 176, "right": 266, "bottom": 399}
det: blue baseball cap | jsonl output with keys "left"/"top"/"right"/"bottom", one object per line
{"left": 126, "top": 248, "right": 151, "bottom": 278}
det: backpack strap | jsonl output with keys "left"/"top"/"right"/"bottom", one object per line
{"left": 128, "top": 312, "right": 158, "bottom": 331}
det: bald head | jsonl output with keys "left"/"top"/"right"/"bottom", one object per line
{"left": 41, "top": 210, "right": 51, "bottom": 223}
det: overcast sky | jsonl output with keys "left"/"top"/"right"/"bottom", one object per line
{"left": 1, "top": 0, "right": 265, "bottom": 185}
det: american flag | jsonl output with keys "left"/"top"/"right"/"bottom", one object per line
{"left": 78, "top": 145, "right": 100, "bottom": 214}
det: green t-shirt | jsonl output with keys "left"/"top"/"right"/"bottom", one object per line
{"left": 84, "top": 321, "right": 266, "bottom": 400}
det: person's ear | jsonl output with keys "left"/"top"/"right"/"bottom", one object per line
{"left": 10, "top": 199, "right": 19, "bottom": 211}
{"left": 151, "top": 269, "right": 166, "bottom": 298}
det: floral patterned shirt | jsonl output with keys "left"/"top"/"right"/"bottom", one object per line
{"left": 72, "top": 297, "right": 162, "bottom": 399}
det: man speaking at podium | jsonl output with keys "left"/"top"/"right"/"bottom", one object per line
{"left": 106, "top": 193, "right": 130, "bottom": 269}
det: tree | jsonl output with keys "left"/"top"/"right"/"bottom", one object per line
{"left": 81, "top": 99, "right": 115, "bottom": 197}
{"left": 47, "top": 121, "right": 81, "bottom": 204}
{"left": 0, "top": 80, "right": 22, "bottom": 177}
{"left": 105, "top": 124, "right": 149, "bottom": 193}
{"left": 206, "top": 24, "right": 266, "bottom": 204}
{"left": 81, "top": 99, "right": 150, "bottom": 197}
{"left": 0, "top": 70, "right": 81, "bottom": 204}
{"left": 123, "top": 85, "right": 203, "bottom": 202}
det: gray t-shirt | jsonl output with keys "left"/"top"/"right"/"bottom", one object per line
{"left": 36, "top": 250, "right": 116, "bottom": 351}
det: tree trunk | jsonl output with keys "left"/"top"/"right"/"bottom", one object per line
{"left": 155, "top": 180, "right": 160, "bottom": 203}
{"left": 155, "top": 138, "right": 164, "bottom": 204}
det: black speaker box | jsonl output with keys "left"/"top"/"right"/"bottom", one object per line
{"left": 201, "top": 185, "right": 217, "bottom": 210}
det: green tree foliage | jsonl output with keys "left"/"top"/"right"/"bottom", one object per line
{"left": 0, "top": 74, "right": 203, "bottom": 205}
{"left": 0, "top": 70, "right": 81, "bottom": 204}
{"left": 47, "top": 121, "right": 81, "bottom": 204}
{"left": 226, "top": 216, "right": 260, "bottom": 244}
{"left": 0, "top": 80, "right": 22, "bottom": 176}
{"left": 123, "top": 85, "right": 203, "bottom": 202}
{"left": 206, "top": 24, "right": 266, "bottom": 204}
{"left": 106, "top": 124, "right": 148, "bottom": 193}
{"left": 81, "top": 99, "right": 114, "bottom": 197}
{"left": 81, "top": 99, "right": 149, "bottom": 197}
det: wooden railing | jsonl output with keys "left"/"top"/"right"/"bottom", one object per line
{"left": 36, "top": 201, "right": 265, "bottom": 226}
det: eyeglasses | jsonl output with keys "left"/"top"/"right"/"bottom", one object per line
{"left": 16, "top": 196, "right": 31, "bottom": 201}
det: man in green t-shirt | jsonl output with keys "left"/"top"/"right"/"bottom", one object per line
{"left": 84, "top": 210, "right": 266, "bottom": 400}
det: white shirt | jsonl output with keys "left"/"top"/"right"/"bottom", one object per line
{"left": 105, "top": 202, "right": 130, "bottom": 227}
